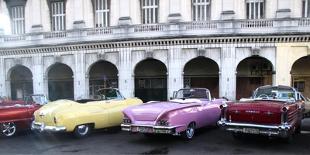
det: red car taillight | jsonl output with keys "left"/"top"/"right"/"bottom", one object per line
{"left": 281, "top": 107, "right": 289, "bottom": 124}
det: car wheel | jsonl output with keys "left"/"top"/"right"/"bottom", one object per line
{"left": 1, "top": 122, "right": 17, "bottom": 137}
{"left": 182, "top": 122, "right": 195, "bottom": 140}
{"left": 295, "top": 121, "right": 302, "bottom": 134}
{"left": 74, "top": 124, "right": 92, "bottom": 138}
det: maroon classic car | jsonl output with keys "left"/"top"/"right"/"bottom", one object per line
{"left": 218, "top": 85, "right": 304, "bottom": 141}
{"left": 0, "top": 94, "right": 47, "bottom": 137}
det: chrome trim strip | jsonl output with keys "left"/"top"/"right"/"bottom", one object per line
{"left": 218, "top": 120, "right": 291, "bottom": 130}
{"left": 31, "top": 121, "right": 66, "bottom": 132}
{"left": 121, "top": 124, "right": 179, "bottom": 130}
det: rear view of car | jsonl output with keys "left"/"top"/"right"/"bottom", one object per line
{"left": 218, "top": 85, "right": 303, "bottom": 142}
{"left": 121, "top": 88, "right": 226, "bottom": 140}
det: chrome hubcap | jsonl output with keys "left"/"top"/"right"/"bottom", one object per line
{"left": 186, "top": 125, "right": 194, "bottom": 139}
{"left": 77, "top": 125, "right": 89, "bottom": 135}
{"left": 2, "top": 122, "right": 16, "bottom": 137}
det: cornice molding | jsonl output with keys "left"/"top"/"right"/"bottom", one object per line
{"left": 0, "top": 35, "right": 309, "bottom": 56}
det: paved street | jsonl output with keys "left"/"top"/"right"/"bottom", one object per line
{"left": 1, "top": 119, "right": 310, "bottom": 155}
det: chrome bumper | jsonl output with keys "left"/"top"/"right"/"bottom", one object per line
{"left": 121, "top": 124, "right": 179, "bottom": 135}
{"left": 31, "top": 122, "right": 66, "bottom": 132}
{"left": 218, "top": 120, "right": 292, "bottom": 138}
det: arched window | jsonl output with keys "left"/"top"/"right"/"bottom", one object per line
{"left": 93, "top": 0, "right": 110, "bottom": 27}
{"left": 192, "top": 0, "right": 211, "bottom": 21}
{"left": 141, "top": 0, "right": 159, "bottom": 24}
{"left": 246, "top": 0, "right": 265, "bottom": 19}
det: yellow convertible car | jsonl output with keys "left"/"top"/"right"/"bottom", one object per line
{"left": 31, "top": 88, "right": 143, "bottom": 137}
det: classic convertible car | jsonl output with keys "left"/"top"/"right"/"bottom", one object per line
{"left": 121, "top": 88, "right": 226, "bottom": 139}
{"left": 218, "top": 85, "right": 304, "bottom": 141}
{"left": 0, "top": 94, "right": 47, "bottom": 137}
{"left": 31, "top": 88, "right": 143, "bottom": 138}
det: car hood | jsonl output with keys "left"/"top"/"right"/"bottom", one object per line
{"left": 124, "top": 99, "right": 202, "bottom": 121}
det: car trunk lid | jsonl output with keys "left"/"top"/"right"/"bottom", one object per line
{"left": 226, "top": 100, "right": 284, "bottom": 125}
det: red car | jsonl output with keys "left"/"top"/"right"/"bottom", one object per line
{"left": 0, "top": 95, "right": 47, "bottom": 137}
{"left": 218, "top": 85, "right": 304, "bottom": 141}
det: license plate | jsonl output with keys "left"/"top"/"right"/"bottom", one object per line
{"left": 242, "top": 128, "right": 259, "bottom": 134}
{"left": 132, "top": 127, "right": 154, "bottom": 133}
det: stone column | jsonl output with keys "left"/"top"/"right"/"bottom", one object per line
{"left": 118, "top": 0, "right": 131, "bottom": 25}
{"left": 276, "top": 0, "right": 291, "bottom": 18}
{"left": 220, "top": 45, "right": 236, "bottom": 100}
{"left": 73, "top": 0, "right": 86, "bottom": 29}
{"left": 74, "top": 52, "right": 87, "bottom": 99}
{"left": 31, "top": 0, "right": 43, "bottom": 32}
{"left": 32, "top": 55, "right": 45, "bottom": 95}
{"left": 0, "top": 58, "right": 7, "bottom": 97}
{"left": 118, "top": 48, "right": 134, "bottom": 98}
{"left": 0, "top": 29, "right": 4, "bottom": 43}
{"left": 167, "top": 0, "right": 182, "bottom": 23}
{"left": 167, "top": 48, "right": 183, "bottom": 98}
{"left": 221, "top": 0, "right": 235, "bottom": 20}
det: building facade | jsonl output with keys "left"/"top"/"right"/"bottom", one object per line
{"left": 0, "top": 0, "right": 309, "bottom": 102}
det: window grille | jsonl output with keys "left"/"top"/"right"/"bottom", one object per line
{"left": 246, "top": 0, "right": 265, "bottom": 19}
{"left": 11, "top": 6, "right": 25, "bottom": 34}
{"left": 141, "top": 0, "right": 159, "bottom": 24}
{"left": 192, "top": 0, "right": 211, "bottom": 21}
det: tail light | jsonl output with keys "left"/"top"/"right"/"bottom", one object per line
{"left": 220, "top": 102, "right": 228, "bottom": 121}
{"left": 281, "top": 107, "right": 289, "bottom": 124}
{"left": 123, "top": 118, "right": 132, "bottom": 124}
{"left": 156, "top": 120, "right": 169, "bottom": 126}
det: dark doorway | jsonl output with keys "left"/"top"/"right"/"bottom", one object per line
{"left": 134, "top": 59, "right": 167, "bottom": 102}
{"left": 183, "top": 57, "right": 219, "bottom": 98}
{"left": 291, "top": 56, "right": 310, "bottom": 98}
{"left": 88, "top": 60, "right": 118, "bottom": 98}
{"left": 10, "top": 65, "right": 33, "bottom": 100}
{"left": 236, "top": 57, "right": 273, "bottom": 99}
{"left": 48, "top": 63, "right": 74, "bottom": 101}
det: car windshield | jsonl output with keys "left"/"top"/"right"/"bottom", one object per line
{"left": 96, "top": 89, "right": 123, "bottom": 100}
{"left": 175, "top": 88, "right": 210, "bottom": 100}
{"left": 25, "top": 95, "right": 48, "bottom": 105}
{"left": 253, "top": 87, "right": 295, "bottom": 101}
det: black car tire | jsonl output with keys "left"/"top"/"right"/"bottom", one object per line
{"left": 74, "top": 124, "right": 92, "bottom": 138}
{"left": 182, "top": 122, "right": 195, "bottom": 140}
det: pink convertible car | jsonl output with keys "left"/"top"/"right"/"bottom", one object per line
{"left": 121, "top": 88, "right": 226, "bottom": 139}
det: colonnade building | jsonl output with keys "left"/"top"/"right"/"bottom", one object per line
{"left": 0, "top": 0, "right": 310, "bottom": 102}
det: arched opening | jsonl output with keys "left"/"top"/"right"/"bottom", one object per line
{"left": 291, "top": 56, "right": 310, "bottom": 98}
{"left": 183, "top": 57, "right": 219, "bottom": 98}
{"left": 9, "top": 65, "right": 33, "bottom": 100}
{"left": 88, "top": 60, "right": 118, "bottom": 98}
{"left": 236, "top": 56, "right": 273, "bottom": 99}
{"left": 48, "top": 63, "right": 74, "bottom": 101}
{"left": 134, "top": 59, "right": 167, "bottom": 102}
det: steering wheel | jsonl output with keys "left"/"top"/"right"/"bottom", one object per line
{"left": 258, "top": 94, "right": 269, "bottom": 99}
